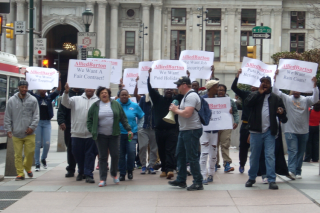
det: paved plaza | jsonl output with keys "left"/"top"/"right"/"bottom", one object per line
{"left": 0, "top": 120, "right": 320, "bottom": 213}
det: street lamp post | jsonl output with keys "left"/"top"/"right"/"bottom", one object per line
{"left": 82, "top": 9, "right": 94, "bottom": 32}
{"left": 54, "top": 49, "right": 63, "bottom": 71}
{"left": 197, "top": 7, "right": 208, "bottom": 51}
{"left": 139, "top": 23, "right": 148, "bottom": 61}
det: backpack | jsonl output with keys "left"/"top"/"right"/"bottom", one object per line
{"left": 183, "top": 91, "right": 212, "bottom": 126}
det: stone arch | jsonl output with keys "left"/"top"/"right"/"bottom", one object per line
{"left": 42, "top": 17, "right": 84, "bottom": 37}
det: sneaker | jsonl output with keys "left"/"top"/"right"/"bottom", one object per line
{"left": 245, "top": 179, "right": 256, "bottom": 187}
{"left": 98, "top": 181, "right": 106, "bottom": 187}
{"left": 269, "top": 182, "right": 279, "bottom": 190}
{"left": 148, "top": 167, "right": 156, "bottom": 174}
{"left": 112, "top": 176, "right": 120, "bottom": 184}
{"left": 224, "top": 162, "right": 234, "bottom": 173}
{"left": 296, "top": 175, "right": 302, "bottom": 179}
{"left": 217, "top": 164, "right": 221, "bottom": 169}
{"left": 96, "top": 162, "right": 99, "bottom": 170}
{"left": 168, "top": 180, "right": 187, "bottom": 188}
{"left": 187, "top": 183, "right": 204, "bottom": 191}
{"left": 166, "top": 171, "right": 174, "bottom": 179}
{"left": 160, "top": 171, "right": 167, "bottom": 177}
{"left": 286, "top": 172, "right": 296, "bottom": 180}
{"left": 202, "top": 179, "right": 208, "bottom": 185}
{"left": 85, "top": 176, "right": 95, "bottom": 183}
{"left": 76, "top": 174, "right": 84, "bottom": 181}
{"left": 27, "top": 171, "right": 33, "bottom": 178}
{"left": 136, "top": 164, "right": 142, "bottom": 169}
{"left": 262, "top": 178, "right": 268, "bottom": 184}
{"left": 207, "top": 175, "right": 213, "bottom": 182}
{"left": 239, "top": 166, "right": 245, "bottom": 174}
{"left": 141, "top": 166, "right": 146, "bottom": 174}
{"left": 15, "top": 176, "right": 25, "bottom": 181}
{"left": 128, "top": 171, "right": 133, "bottom": 180}
{"left": 41, "top": 159, "right": 47, "bottom": 169}
{"left": 35, "top": 164, "right": 40, "bottom": 172}
{"left": 187, "top": 166, "right": 192, "bottom": 176}
{"left": 65, "top": 172, "right": 75, "bottom": 178}
{"left": 153, "top": 163, "right": 161, "bottom": 170}
{"left": 119, "top": 174, "right": 125, "bottom": 181}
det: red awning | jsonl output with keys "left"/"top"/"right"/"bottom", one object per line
{"left": 0, "top": 62, "right": 19, "bottom": 74}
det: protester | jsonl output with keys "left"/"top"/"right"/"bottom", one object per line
{"left": 191, "top": 81, "right": 200, "bottom": 93}
{"left": 27, "top": 72, "right": 61, "bottom": 171}
{"left": 168, "top": 76, "right": 203, "bottom": 191}
{"left": 147, "top": 69, "right": 183, "bottom": 179}
{"left": 61, "top": 83, "right": 99, "bottom": 183}
{"left": 117, "top": 89, "right": 144, "bottom": 181}
{"left": 57, "top": 88, "right": 83, "bottom": 177}
{"left": 245, "top": 76, "right": 287, "bottom": 190}
{"left": 304, "top": 102, "right": 320, "bottom": 162}
{"left": 273, "top": 71, "right": 319, "bottom": 179}
{"left": 4, "top": 80, "right": 39, "bottom": 180}
{"left": 216, "top": 84, "right": 239, "bottom": 173}
{"left": 87, "top": 87, "right": 133, "bottom": 187}
{"left": 231, "top": 69, "right": 258, "bottom": 173}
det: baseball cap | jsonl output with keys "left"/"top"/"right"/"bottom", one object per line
{"left": 260, "top": 76, "right": 271, "bottom": 83}
{"left": 174, "top": 76, "right": 191, "bottom": 86}
{"left": 18, "top": 80, "right": 29, "bottom": 87}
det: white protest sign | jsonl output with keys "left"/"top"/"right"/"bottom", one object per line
{"left": 150, "top": 60, "right": 187, "bottom": 89}
{"left": 274, "top": 59, "right": 318, "bottom": 93}
{"left": 26, "top": 67, "right": 59, "bottom": 90}
{"left": 239, "top": 57, "right": 277, "bottom": 87}
{"left": 87, "top": 58, "right": 123, "bottom": 84}
{"left": 203, "top": 97, "right": 233, "bottom": 131}
{"left": 123, "top": 68, "right": 139, "bottom": 94}
{"left": 179, "top": 50, "right": 213, "bottom": 81}
{"left": 129, "top": 97, "right": 137, "bottom": 103}
{"left": 138, "top": 61, "right": 153, "bottom": 94}
{"left": 67, "top": 59, "right": 111, "bottom": 89}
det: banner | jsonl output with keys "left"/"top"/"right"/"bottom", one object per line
{"left": 179, "top": 50, "right": 213, "bottom": 81}
{"left": 274, "top": 59, "right": 318, "bottom": 93}
{"left": 123, "top": 68, "right": 139, "bottom": 94}
{"left": 138, "top": 61, "right": 153, "bottom": 94}
{"left": 87, "top": 58, "right": 123, "bottom": 84}
{"left": 150, "top": 60, "right": 187, "bottom": 88}
{"left": 203, "top": 97, "right": 233, "bottom": 131}
{"left": 239, "top": 57, "right": 277, "bottom": 87}
{"left": 26, "top": 67, "right": 59, "bottom": 90}
{"left": 67, "top": 59, "right": 111, "bottom": 89}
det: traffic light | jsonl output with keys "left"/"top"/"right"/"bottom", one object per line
{"left": 6, "top": 23, "right": 14, "bottom": 39}
{"left": 247, "top": 46, "right": 256, "bottom": 59}
{"left": 0, "top": 16, "right": 3, "bottom": 35}
{"left": 42, "top": 59, "right": 49, "bottom": 68}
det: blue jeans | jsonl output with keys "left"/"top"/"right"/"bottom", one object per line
{"left": 249, "top": 129, "right": 276, "bottom": 182}
{"left": 176, "top": 128, "right": 203, "bottom": 184}
{"left": 285, "top": 133, "right": 309, "bottom": 175}
{"left": 119, "top": 133, "right": 137, "bottom": 176}
{"left": 34, "top": 120, "right": 51, "bottom": 165}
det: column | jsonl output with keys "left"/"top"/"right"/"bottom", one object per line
{"left": 273, "top": 9, "right": 283, "bottom": 54}
{"left": 142, "top": 3, "right": 150, "bottom": 61}
{"left": 86, "top": 1, "right": 95, "bottom": 32}
{"left": 153, "top": 4, "right": 162, "bottom": 60}
{"left": 262, "top": 9, "right": 272, "bottom": 63}
{"left": 110, "top": 2, "right": 119, "bottom": 59}
{"left": 3, "top": 2, "right": 15, "bottom": 54}
{"left": 16, "top": 0, "right": 25, "bottom": 61}
{"left": 97, "top": 1, "right": 107, "bottom": 56}
{"left": 226, "top": 8, "right": 236, "bottom": 62}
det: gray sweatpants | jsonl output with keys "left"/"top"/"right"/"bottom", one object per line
{"left": 138, "top": 128, "right": 158, "bottom": 167}
{"left": 95, "top": 134, "right": 120, "bottom": 181}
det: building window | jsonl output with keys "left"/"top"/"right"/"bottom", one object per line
{"left": 240, "top": 31, "right": 255, "bottom": 61}
{"left": 125, "top": 31, "right": 135, "bottom": 54}
{"left": 290, "top": 33, "right": 305, "bottom": 53}
{"left": 171, "top": 31, "right": 186, "bottom": 60}
{"left": 205, "top": 31, "right": 221, "bottom": 61}
{"left": 171, "top": 8, "right": 186, "bottom": 25}
{"left": 127, "top": 9, "right": 135, "bottom": 17}
{"left": 206, "top": 9, "right": 221, "bottom": 26}
{"left": 291, "top": 12, "right": 305, "bottom": 29}
{"left": 241, "top": 9, "right": 256, "bottom": 26}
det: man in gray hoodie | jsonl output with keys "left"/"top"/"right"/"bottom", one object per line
{"left": 4, "top": 80, "right": 39, "bottom": 181}
{"left": 61, "top": 83, "right": 99, "bottom": 183}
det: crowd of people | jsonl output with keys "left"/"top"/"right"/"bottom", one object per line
{"left": 3, "top": 66, "right": 320, "bottom": 191}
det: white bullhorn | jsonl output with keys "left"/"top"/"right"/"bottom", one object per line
{"left": 163, "top": 100, "right": 179, "bottom": 124}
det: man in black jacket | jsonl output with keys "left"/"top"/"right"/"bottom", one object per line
{"left": 147, "top": 69, "right": 183, "bottom": 179}
{"left": 57, "top": 88, "right": 83, "bottom": 177}
{"left": 244, "top": 76, "right": 287, "bottom": 190}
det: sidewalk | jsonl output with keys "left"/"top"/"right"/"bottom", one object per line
{"left": 1, "top": 121, "right": 320, "bottom": 213}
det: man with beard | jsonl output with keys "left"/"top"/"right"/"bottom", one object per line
{"left": 273, "top": 70, "right": 319, "bottom": 179}
{"left": 245, "top": 76, "right": 287, "bottom": 190}
{"left": 231, "top": 69, "right": 258, "bottom": 173}
{"left": 147, "top": 69, "right": 183, "bottom": 179}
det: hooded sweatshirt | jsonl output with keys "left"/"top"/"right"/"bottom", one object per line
{"left": 4, "top": 92, "right": 39, "bottom": 139}
{"left": 61, "top": 92, "right": 99, "bottom": 138}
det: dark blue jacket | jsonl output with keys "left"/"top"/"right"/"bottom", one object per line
{"left": 202, "top": 94, "right": 218, "bottom": 134}
{"left": 139, "top": 96, "right": 155, "bottom": 129}
{"left": 29, "top": 90, "right": 59, "bottom": 120}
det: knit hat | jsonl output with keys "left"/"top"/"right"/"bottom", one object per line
{"left": 205, "top": 80, "right": 219, "bottom": 90}
{"left": 18, "top": 80, "right": 28, "bottom": 87}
